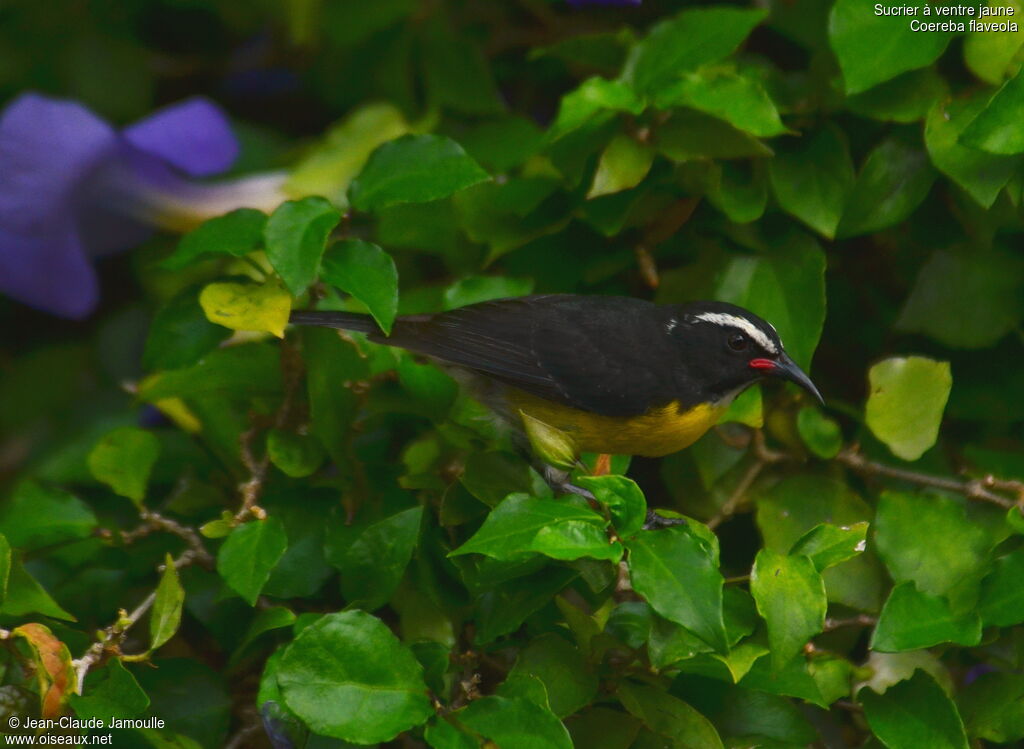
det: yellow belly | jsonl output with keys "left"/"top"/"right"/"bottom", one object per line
{"left": 510, "top": 390, "right": 724, "bottom": 458}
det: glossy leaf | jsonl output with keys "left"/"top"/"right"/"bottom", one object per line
{"left": 865, "top": 356, "right": 951, "bottom": 461}
{"left": 978, "top": 548, "right": 1024, "bottom": 626}
{"left": 278, "top": 610, "right": 433, "bottom": 743}
{"left": 790, "top": 522, "right": 868, "bottom": 572}
{"left": 626, "top": 526, "right": 728, "bottom": 653}
{"left": 459, "top": 695, "right": 572, "bottom": 749}
{"left": 150, "top": 554, "right": 185, "bottom": 650}
{"left": 320, "top": 239, "right": 399, "bottom": 334}
{"left": 576, "top": 474, "right": 647, "bottom": 538}
{"left": 655, "top": 69, "right": 786, "bottom": 137}
{"left": 617, "top": 682, "right": 723, "bottom": 749}
{"left": 264, "top": 197, "right": 341, "bottom": 296}
{"left": 751, "top": 549, "right": 827, "bottom": 669}
{"left": 796, "top": 406, "right": 843, "bottom": 459}
{"left": 160, "top": 209, "right": 267, "bottom": 270}
{"left": 961, "top": 67, "right": 1024, "bottom": 154}
{"left": 859, "top": 670, "right": 969, "bottom": 749}
{"left": 829, "top": 0, "right": 954, "bottom": 94}
{"left": 335, "top": 507, "right": 422, "bottom": 611}
{"left": 769, "top": 127, "right": 854, "bottom": 239}
{"left": 451, "top": 494, "right": 621, "bottom": 562}
{"left": 871, "top": 581, "right": 981, "bottom": 651}
{"left": 0, "top": 480, "right": 97, "bottom": 550}
{"left": 70, "top": 659, "right": 150, "bottom": 723}
{"left": 350, "top": 134, "right": 489, "bottom": 211}
{"left": 623, "top": 7, "right": 767, "bottom": 95}
{"left": 216, "top": 517, "right": 288, "bottom": 605}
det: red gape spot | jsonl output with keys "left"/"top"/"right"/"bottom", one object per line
{"left": 749, "top": 358, "right": 776, "bottom": 370}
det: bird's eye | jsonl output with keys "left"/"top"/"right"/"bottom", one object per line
{"left": 728, "top": 333, "right": 748, "bottom": 351}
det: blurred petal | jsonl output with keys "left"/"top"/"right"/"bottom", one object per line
{"left": 0, "top": 93, "right": 118, "bottom": 231}
{"left": 124, "top": 97, "right": 239, "bottom": 177}
{"left": 0, "top": 223, "right": 98, "bottom": 319}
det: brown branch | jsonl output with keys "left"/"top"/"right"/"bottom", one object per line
{"left": 121, "top": 510, "right": 213, "bottom": 567}
{"left": 835, "top": 446, "right": 1017, "bottom": 510}
{"left": 71, "top": 551, "right": 201, "bottom": 693}
{"left": 707, "top": 430, "right": 791, "bottom": 530}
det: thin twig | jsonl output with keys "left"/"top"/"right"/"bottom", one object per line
{"left": 823, "top": 614, "right": 878, "bottom": 632}
{"left": 70, "top": 551, "right": 202, "bottom": 693}
{"left": 121, "top": 510, "right": 213, "bottom": 567}
{"left": 835, "top": 446, "right": 1017, "bottom": 509}
{"left": 707, "top": 430, "right": 791, "bottom": 530}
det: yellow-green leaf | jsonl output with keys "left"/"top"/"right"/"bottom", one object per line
{"left": 199, "top": 281, "right": 292, "bottom": 338}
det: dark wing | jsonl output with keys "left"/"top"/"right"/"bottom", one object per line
{"left": 375, "top": 295, "right": 676, "bottom": 417}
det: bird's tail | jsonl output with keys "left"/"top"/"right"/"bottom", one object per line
{"left": 288, "top": 310, "right": 379, "bottom": 335}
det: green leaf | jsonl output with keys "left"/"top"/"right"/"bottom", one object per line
{"left": 655, "top": 69, "right": 786, "bottom": 137}
{"left": 336, "top": 507, "right": 422, "bottom": 611}
{"left": 87, "top": 427, "right": 161, "bottom": 506}
{"left": 0, "top": 480, "right": 97, "bottom": 550}
{"left": 350, "top": 134, "right": 490, "bottom": 211}
{"left": 547, "top": 77, "right": 644, "bottom": 142}
{"left": 859, "top": 670, "right": 969, "bottom": 749}
{"left": 278, "top": 610, "right": 433, "bottom": 744}
{"left": 199, "top": 280, "right": 292, "bottom": 338}
{"left": 150, "top": 554, "right": 185, "bottom": 650}
{"left": 705, "top": 161, "right": 768, "bottom": 224}
{"left": 959, "top": 671, "right": 1024, "bottom": 744}
{"left": 216, "top": 517, "right": 288, "bottom": 605}
{"left": 871, "top": 582, "right": 981, "bottom": 652}
{"left": 963, "top": 0, "right": 1024, "bottom": 84}
{"left": 865, "top": 356, "right": 951, "bottom": 461}
{"left": 460, "top": 451, "right": 549, "bottom": 508}
{"left": 284, "top": 102, "right": 411, "bottom": 207}
{"left": 836, "top": 137, "right": 936, "bottom": 238}
{"left": 796, "top": 406, "right": 843, "bottom": 459}
{"left": 138, "top": 343, "right": 282, "bottom": 402}
{"left": 768, "top": 127, "right": 854, "bottom": 239}
{"left": 978, "top": 547, "right": 1024, "bottom": 626}
{"left": 507, "top": 633, "right": 597, "bottom": 718}
{"left": 623, "top": 6, "right": 767, "bottom": 95}
{"left": 264, "top": 197, "right": 341, "bottom": 296}
{"left": 160, "top": 209, "right": 267, "bottom": 270}
{"left": 423, "top": 17, "right": 503, "bottom": 115}
{"left": 757, "top": 475, "right": 883, "bottom": 612}
{"left": 847, "top": 68, "right": 948, "bottom": 123}
{"left": 302, "top": 327, "right": 366, "bottom": 463}
{"left": 657, "top": 109, "right": 772, "bottom": 162}
{"left": 587, "top": 134, "right": 653, "bottom": 199}
{"left": 319, "top": 239, "right": 399, "bottom": 334}
{"left": 425, "top": 716, "right": 480, "bottom": 749}
{"left": 790, "top": 522, "right": 868, "bottom": 572}
{"left": 925, "top": 95, "right": 1022, "bottom": 207}
{"left": 962, "top": 67, "right": 1024, "bottom": 154}
{"left": 143, "top": 287, "right": 231, "bottom": 371}
{"left": 714, "top": 231, "right": 826, "bottom": 370}
{"left": 874, "top": 491, "right": 992, "bottom": 599}
{"left": 451, "top": 494, "right": 621, "bottom": 563}
{"left": 575, "top": 475, "right": 647, "bottom": 538}
{"left": 70, "top": 659, "right": 150, "bottom": 724}
{"left": 234, "top": 606, "right": 297, "bottom": 658}
{"left": 896, "top": 247, "right": 1024, "bottom": 350}
{"left": 443, "top": 275, "right": 535, "bottom": 310}
{"left": 617, "top": 682, "right": 724, "bottom": 749}
{"left": 266, "top": 428, "right": 325, "bottom": 478}
{"left": 750, "top": 549, "right": 827, "bottom": 669}
{"left": 829, "top": 0, "right": 954, "bottom": 94}
{"left": 626, "top": 526, "right": 728, "bottom": 653}
{"left": 474, "top": 566, "right": 579, "bottom": 644}
{"left": 459, "top": 695, "right": 572, "bottom": 749}
{"left": 2, "top": 557, "right": 74, "bottom": 621}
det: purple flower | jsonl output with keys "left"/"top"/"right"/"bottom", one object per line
{"left": 0, "top": 94, "right": 287, "bottom": 318}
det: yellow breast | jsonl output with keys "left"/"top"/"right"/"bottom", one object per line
{"left": 509, "top": 390, "right": 724, "bottom": 458}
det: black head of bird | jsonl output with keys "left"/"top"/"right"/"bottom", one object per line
{"left": 289, "top": 294, "right": 822, "bottom": 460}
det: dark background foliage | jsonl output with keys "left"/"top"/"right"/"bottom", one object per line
{"left": 2, "top": 0, "right": 1024, "bottom": 747}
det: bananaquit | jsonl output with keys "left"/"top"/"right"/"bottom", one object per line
{"left": 289, "top": 294, "right": 823, "bottom": 464}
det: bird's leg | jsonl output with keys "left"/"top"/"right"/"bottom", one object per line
{"left": 542, "top": 465, "right": 596, "bottom": 501}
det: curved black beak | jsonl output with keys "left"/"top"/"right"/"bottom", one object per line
{"left": 765, "top": 353, "right": 824, "bottom": 406}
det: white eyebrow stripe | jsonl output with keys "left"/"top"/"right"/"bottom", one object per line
{"left": 692, "top": 312, "right": 778, "bottom": 353}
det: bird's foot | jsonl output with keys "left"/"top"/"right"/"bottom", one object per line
{"left": 542, "top": 465, "right": 596, "bottom": 501}
{"left": 643, "top": 511, "right": 687, "bottom": 530}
